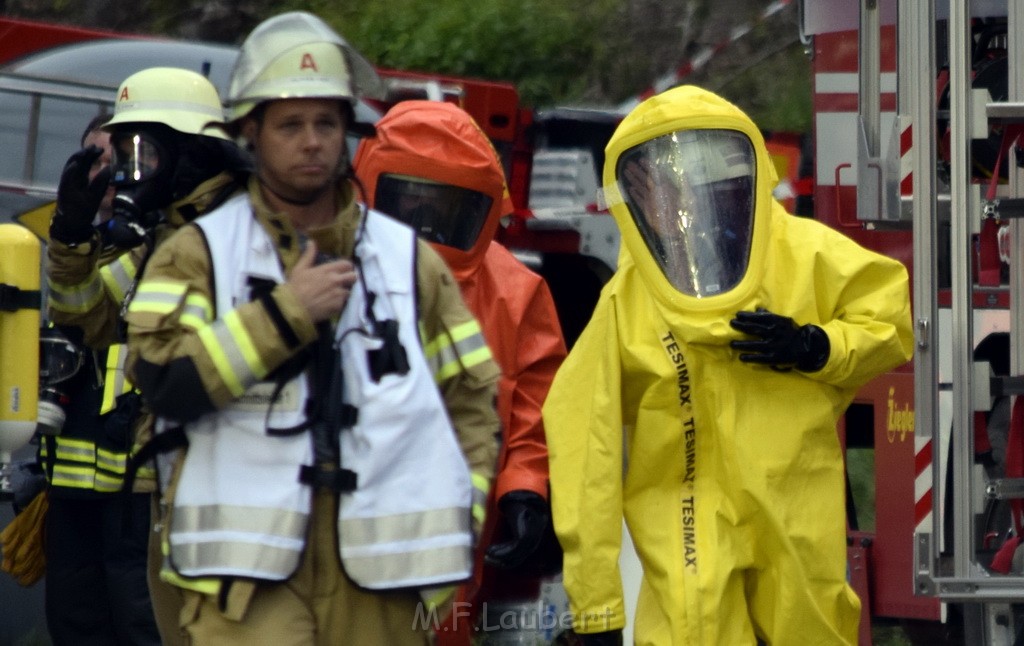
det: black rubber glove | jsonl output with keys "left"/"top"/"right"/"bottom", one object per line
{"left": 574, "top": 630, "right": 624, "bottom": 646}
{"left": 729, "top": 308, "right": 830, "bottom": 372}
{"left": 484, "top": 490, "right": 549, "bottom": 569}
{"left": 50, "top": 145, "right": 111, "bottom": 245}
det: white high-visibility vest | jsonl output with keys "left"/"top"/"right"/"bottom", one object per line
{"left": 168, "top": 195, "right": 474, "bottom": 587}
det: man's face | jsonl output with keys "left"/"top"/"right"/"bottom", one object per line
{"left": 393, "top": 183, "right": 453, "bottom": 222}
{"left": 246, "top": 98, "right": 347, "bottom": 204}
{"left": 83, "top": 129, "right": 114, "bottom": 223}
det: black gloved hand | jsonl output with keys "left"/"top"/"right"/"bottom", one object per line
{"left": 50, "top": 145, "right": 111, "bottom": 245}
{"left": 729, "top": 308, "right": 830, "bottom": 372}
{"left": 573, "top": 630, "right": 624, "bottom": 646}
{"left": 484, "top": 490, "right": 550, "bottom": 569}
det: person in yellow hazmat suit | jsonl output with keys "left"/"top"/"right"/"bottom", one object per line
{"left": 543, "top": 85, "right": 914, "bottom": 645}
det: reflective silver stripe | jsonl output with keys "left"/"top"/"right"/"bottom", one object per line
{"left": 179, "top": 294, "right": 213, "bottom": 331}
{"left": 173, "top": 503, "right": 307, "bottom": 537}
{"left": 424, "top": 330, "right": 492, "bottom": 382}
{"left": 47, "top": 272, "right": 105, "bottom": 313}
{"left": 197, "top": 313, "right": 265, "bottom": 397}
{"left": 471, "top": 480, "right": 488, "bottom": 526}
{"left": 100, "top": 344, "right": 132, "bottom": 415}
{"left": 99, "top": 254, "right": 137, "bottom": 303}
{"left": 94, "top": 472, "right": 123, "bottom": 493}
{"left": 170, "top": 540, "right": 303, "bottom": 580}
{"left": 96, "top": 447, "right": 127, "bottom": 475}
{"left": 128, "top": 280, "right": 188, "bottom": 315}
{"left": 54, "top": 439, "right": 95, "bottom": 463}
{"left": 341, "top": 544, "right": 471, "bottom": 589}
{"left": 117, "top": 99, "right": 223, "bottom": 120}
{"left": 51, "top": 466, "right": 96, "bottom": 489}
{"left": 340, "top": 505, "right": 470, "bottom": 548}
{"left": 171, "top": 503, "right": 307, "bottom": 579}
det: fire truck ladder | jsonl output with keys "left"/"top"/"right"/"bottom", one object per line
{"left": 913, "top": 0, "right": 1024, "bottom": 642}
{"left": 0, "top": 70, "right": 113, "bottom": 196}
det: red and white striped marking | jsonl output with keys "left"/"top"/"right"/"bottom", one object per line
{"left": 900, "top": 116, "right": 914, "bottom": 196}
{"left": 915, "top": 434, "right": 933, "bottom": 532}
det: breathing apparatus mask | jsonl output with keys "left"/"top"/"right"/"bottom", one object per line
{"left": 106, "top": 125, "right": 232, "bottom": 248}
{"left": 36, "top": 327, "right": 85, "bottom": 436}
{"left": 104, "top": 126, "right": 177, "bottom": 248}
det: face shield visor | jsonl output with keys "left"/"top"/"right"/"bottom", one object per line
{"left": 375, "top": 174, "right": 493, "bottom": 251}
{"left": 105, "top": 128, "right": 179, "bottom": 247}
{"left": 39, "top": 328, "right": 83, "bottom": 387}
{"left": 111, "top": 130, "right": 169, "bottom": 186}
{"left": 616, "top": 129, "right": 755, "bottom": 298}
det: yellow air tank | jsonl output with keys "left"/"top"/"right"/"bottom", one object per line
{"left": 0, "top": 223, "right": 41, "bottom": 495}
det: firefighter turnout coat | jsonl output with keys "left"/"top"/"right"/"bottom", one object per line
{"left": 124, "top": 177, "right": 499, "bottom": 588}
{"left": 43, "top": 173, "right": 240, "bottom": 493}
{"left": 543, "top": 85, "right": 914, "bottom": 645}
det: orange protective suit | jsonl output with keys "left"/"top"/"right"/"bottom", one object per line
{"left": 354, "top": 100, "right": 567, "bottom": 643}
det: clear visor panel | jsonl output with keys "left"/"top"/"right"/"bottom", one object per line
{"left": 375, "top": 175, "right": 493, "bottom": 251}
{"left": 616, "top": 129, "right": 755, "bottom": 298}
{"left": 39, "top": 336, "right": 83, "bottom": 386}
{"left": 111, "top": 133, "right": 163, "bottom": 185}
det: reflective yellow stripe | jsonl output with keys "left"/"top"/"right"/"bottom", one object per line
{"left": 159, "top": 536, "right": 221, "bottom": 594}
{"left": 472, "top": 472, "right": 489, "bottom": 496}
{"left": 179, "top": 294, "right": 213, "bottom": 331}
{"left": 54, "top": 437, "right": 95, "bottom": 462}
{"left": 47, "top": 272, "right": 105, "bottom": 313}
{"left": 422, "top": 585, "right": 457, "bottom": 611}
{"left": 94, "top": 471, "right": 124, "bottom": 493}
{"left": 100, "top": 344, "right": 134, "bottom": 414}
{"left": 47, "top": 434, "right": 130, "bottom": 492}
{"left": 471, "top": 472, "right": 490, "bottom": 526}
{"left": 128, "top": 280, "right": 188, "bottom": 315}
{"left": 135, "top": 464, "right": 157, "bottom": 480}
{"left": 96, "top": 446, "right": 128, "bottom": 475}
{"left": 197, "top": 311, "right": 267, "bottom": 397}
{"left": 223, "top": 310, "right": 267, "bottom": 378}
{"left": 456, "top": 345, "right": 492, "bottom": 371}
{"left": 99, "top": 254, "right": 138, "bottom": 303}
{"left": 423, "top": 319, "right": 481, "bottom": 357}
{"left": 422, "top": 320, "right": 493, "bottom": 382}
{"left": 51, "top": 465, "right": 97, "bottom": 489}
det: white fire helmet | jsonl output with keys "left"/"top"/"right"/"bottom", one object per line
{"left": 103, "top": 67, "right": 228, "bottom": 140}
{"left": 225, "top": 11, "right": 384, "bottom": 122}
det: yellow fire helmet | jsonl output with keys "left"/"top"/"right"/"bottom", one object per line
{"left": 225, "top": 11, "right": 384, "bottom": 122}
{"left": 103, "top": 67, "right": 228, "bottom": 140}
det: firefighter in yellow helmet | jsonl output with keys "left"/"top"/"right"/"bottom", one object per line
{"left": 543, "top": 85, "right": 913, "bottom": 645}
{"left": 44, "top": 67, "right": 248, "bottom": 646}
{"left": 123, "top": 12, "right": 499, "bottom": 646}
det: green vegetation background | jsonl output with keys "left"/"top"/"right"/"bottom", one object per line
{"left": 8, "top": 0, "right": 813, "bottom": 133}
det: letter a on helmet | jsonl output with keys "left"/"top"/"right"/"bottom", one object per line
{"left": 225, "top": 11, "right": 384, "bottom": 122}
{"left": 103, "top": 67, "right": 228, "bottom": 140}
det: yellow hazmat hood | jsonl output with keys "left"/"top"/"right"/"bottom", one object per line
{"left": 603, "top": 85, "right": 778, "bottom": 319}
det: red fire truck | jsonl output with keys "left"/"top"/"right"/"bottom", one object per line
{"left": 799, "top": 1, "right": 1024, "bottom": 644}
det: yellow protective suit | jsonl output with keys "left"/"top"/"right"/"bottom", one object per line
{"left": 543, "top": 85, "right": 914, "bottom": 645}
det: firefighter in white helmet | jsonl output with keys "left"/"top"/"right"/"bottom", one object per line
{"left": 543, "top": 85, "right": 914, "bottom": 645}
{"left": 44, "top": 66, "right": 248, "bottom": 646}
{"left": 123, "top": 12, "right": 499, "bottom": 646}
